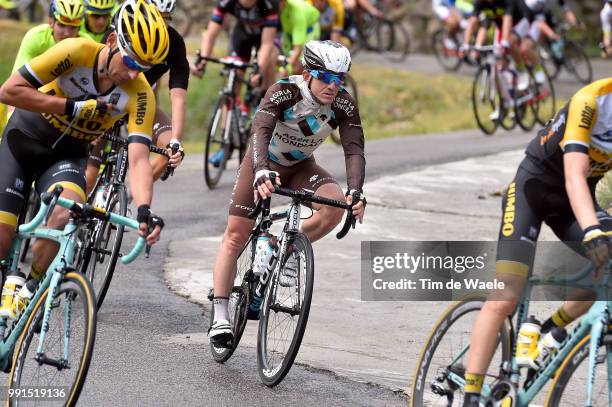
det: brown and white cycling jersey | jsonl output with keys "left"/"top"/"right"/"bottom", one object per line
{"left": 250, "top": 75, "right": 365, "bottom": 192}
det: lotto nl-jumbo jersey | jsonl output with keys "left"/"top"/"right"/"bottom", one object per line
{"left": 251, "top": 75, "right": 365, "bottom": 191}
{"left": 522, "top": 78, "right": 612, "bottom": 187}
{"left": 17, "top": 37, "right": 155, "bottom": 145}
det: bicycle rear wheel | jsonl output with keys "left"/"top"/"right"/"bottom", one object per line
{"left": 432, "top": 29, "right": 461, "bottom": 72}
{"left": 410, "top": 295, "right": 512, "bottom": 406}
{"left": 8, "top": 272, "right": 96, "bottom": 407}
{"left": 539, "top": 43, "right": 560, "bottom": 81}
{"left": 257, "top": 233, "right": 314, "bottom": 387}
{"left": 515, "top": 70, "right": 538, "bottom": 132}
{"left": 535, "top": 69, "right": 555, "bottom": 126}
{"left": 204, "top": 95, "right": 233, "bottom": 190}
{"left": 209, "top": 236, "right": 256, "bottom": 363}
{"left": 563, "top": 40, "right": 593, "bottom": 85}
{"left": 384, "top": 20, "right": 410, "bottom": 63}
{"left": 545, "top": 333, "right": 610, "bottom": 406}
{"left": 80, "top": 183, "right": 127, "bottom": 310}
{"left": 472, "top": 65, "right": 500, "bottom": 135}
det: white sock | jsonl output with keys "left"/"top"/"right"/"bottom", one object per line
{"left": 213, "top": 297, "right": 229, "bottom": 322}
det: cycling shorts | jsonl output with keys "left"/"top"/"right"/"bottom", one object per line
{"left": 229, "top": 24, "right": 262, "bottom": 62}
{"left": 0, "top": 110, "right": 88, "bottom": 227}
{"left": 495, "top": 164, "right": 612, "bottom": 278}
{"left": 229, "top": 147, "right": 339, "bottom": 218}
{"left": 513, "top": 17, "right": 540, "bottom": 41}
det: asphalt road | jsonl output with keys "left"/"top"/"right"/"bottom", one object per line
{"left": 66, "top": 54, "right": 610, "bottom": 405}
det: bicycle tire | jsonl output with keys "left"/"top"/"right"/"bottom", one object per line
{"left": 432, "top": 29, "right": 461, "bottom": 72}
{"left": 19, "top": 189, "right": 39, "bottom": 263}
{"left": 410, "top": 295, "right": 512, "bottom": 407}
{"left": 209, "top": 236, "right": 256, "bottom": 363}
{"left": 204, "top": 95, "right": 232, "bottom": 190}
{"left": 563, "top": 40, "right": 593, "bottom": 85}
{"left": 8, "top": 271, "right": 96, "bottom": 407}
{"left": 535, "top": 69, "right": 555, "bottom": 127}
{"left": 472, "top": 65, "right": 499, "bottom": 135}
{"left": 384, "top": 20, "right": 410, "bottom": 63}
{"left": 497, "top": 69, "right": 518, "bottom": 131}
{"left": 257, "top": 232, "right": 314, "bottom": 387}
{"left": 515, "top": 70, "right": 539, "bottom": 132}
{"left": 539, "top": 43, "right": 560, "bottom": 81}
{"left": 545, "top": 331, "right": 611, "bottom": 406}
{"left": 84, "top": 183, "right": 127, "bottom": 310}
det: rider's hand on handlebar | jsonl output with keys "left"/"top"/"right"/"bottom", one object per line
{"left": 346, "top": 190, "right": 366, "bottom": 224}
{"left": 253, "top": 170, "right": 281, "bottom": 201}
{"left": 581, "top": 225, "right": 611, "bottom": 278}
{"left": 66, "top": 98, "right": 111, "bottom": 121}
{"left": 165, "top": 138, "right": 185, "bottom": 168}
{"left": 190, "top": 58, "right": 207, "bottom": 78}
{"left": 137, "top": 204, "right": 164, "bottom": 246}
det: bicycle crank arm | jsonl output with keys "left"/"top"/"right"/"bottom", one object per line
{"left": 269, "top": 304, "right": 300, "bottom": 316}
{"left": 34, "top": 353, "right": 69, "bottom": 370}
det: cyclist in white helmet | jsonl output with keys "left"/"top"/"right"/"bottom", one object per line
{"left": 208, "top": 40, "right": 366, "bottom": 347}
{"left": 602, "top": 0, "right": 612, "bottom": 57}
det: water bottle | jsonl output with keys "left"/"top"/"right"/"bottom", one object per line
{"left": 532, "top": 327, "right": 567, "bottom": 369}
{"left": 93, "top": 185, "right": 107, "bottom": 208}
{"left": 252, "top": 232, "right": 273, "bottom": 277}
{"left": 515, "top": 316, "right": 541, "bottom": 367}
{"left": 238, "top": 102, "right": 249, "bottom": 134}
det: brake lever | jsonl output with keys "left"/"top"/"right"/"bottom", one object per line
{"left": 160, "top": 143, "right": 180, "bottom": 181}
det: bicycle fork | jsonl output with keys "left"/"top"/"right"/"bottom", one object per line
{"left": 36, "top": 262, "right": 70, "bottom": 370}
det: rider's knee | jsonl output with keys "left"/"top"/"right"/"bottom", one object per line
{"left": 0, "top": 227, "right": 14, "bottom": 257}
{"left": 322, "top": 205, "right": 345, "bottom": 227}
{"left": 47, "top": 207, "right": 70, "bottom": 230}
{"left": 482, "top": 299, "right": 518, "bottom": 318}
{"left": 222, "top": 222, "right": 251, "bottom": 254}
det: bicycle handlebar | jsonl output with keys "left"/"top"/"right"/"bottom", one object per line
{"left": 102, "top": 132, "right": 168, "bottom": 157}
{"left": 24, "top": 186, "right": 146, "bottom": 264}
{"left": 247, "top": 178, "right": 359, "bottom": 239}
{"left": 195, "top": 52, "right": 259, "bottom": 72}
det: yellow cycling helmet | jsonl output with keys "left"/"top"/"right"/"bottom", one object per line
{"left": 84, "top": 0, "right": 115, "bottom": 15}
{"left": 51, "top": 0, "right": 85, "bottom": 26}
{"left": 115, "top": 0, "right": 169, "bottom": 66}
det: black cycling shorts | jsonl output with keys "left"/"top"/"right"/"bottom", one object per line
{"left": 229, "top": 24, "right": 261, "bottom": 61}
{"left": 495, "top": 163, "right": 612, "bottom": 277}
{"left": 0, "top": 111, "right": 87, "bottom": 228}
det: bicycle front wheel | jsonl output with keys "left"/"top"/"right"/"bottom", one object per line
{"left": 535, "top": 69, "right": 555, "bottom": 126}
{"left": 8, "top": 272, "right": 96, "bottom": 407}
{"left": 432, "top": 29, "right": 461, "bottom": 72}
{"left": 82, "top": 183, "right": 127, "bottom": 310}
{"left": 515, "top": 70, "right": 538, "bottom": 132}
{"left": 204, "top": 95, "right": 232, "bottom": 189}
{"left": 257, "top": 233, "right": 314, "bottom": 387}
{"left": 472, "top": 65, "right": 500, "bottom": 135}
{"left": 410, "top": 295, "right": 512, "bottom": 407}
{"left": 545, "top": 332, "right": 611, "bottom": 406}
{"left": 384, "top": 20, "right": 410, "bottom": 63}
{"left": 209, "top": 236, "right": 256, "bottom": 363}
{"left": 564, "top": 40, "right": 593, "bottom": 85}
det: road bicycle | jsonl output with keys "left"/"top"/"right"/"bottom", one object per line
{"left": 75, "top": 126, "right": 168, "bottom": 310}
{"left": 196, "top": 54, "right": 260, "bottom": 190}
{"left": 411, "top": 260, "right": 612, "bottom": 406}
{"left": 345, "top": 9, "right": 410, "bottom": 63}
{"left": 208, "top": 182, "right": 360, "bottom": 386}
{"left": 539, "top": 23, "right": 592, "bottom": 85}
{"left": 432, "top": 27, "right": 465, "bottom": 72}
{"left": 1, "top": 185, "right": 145, "bottom": 406}
{"left": 471, "top": 45, "right": 552, "bottom": 135}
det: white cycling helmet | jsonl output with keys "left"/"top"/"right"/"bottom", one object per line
{"left": 302, "top": 40, "right": 351, "bottom": 74}
{"left": 150, "top": 0, "right": 176, "bottom": 13}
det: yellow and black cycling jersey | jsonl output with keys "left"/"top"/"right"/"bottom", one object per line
{"left": 522, "top": 78, "right": 612, "bottom": 188}
{"left": 17, "top": 37, "right": 155, "bottom": 145}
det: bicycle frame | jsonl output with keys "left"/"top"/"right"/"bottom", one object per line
{"left": 0, "top": 194, "right": 144, "bottom": 372}
{"left": 446, "top": 264, "right": 612, "bottom": 406}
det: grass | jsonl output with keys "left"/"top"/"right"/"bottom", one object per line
{"left": 1, "top": 21, "right": 478, "bottom": 151}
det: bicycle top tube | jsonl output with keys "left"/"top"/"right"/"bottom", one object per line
{"left": 18, "top": 189, "right": 145, "bottom": 264}
{"left": 102, "top": 132, "right": 169, "bottom": 157}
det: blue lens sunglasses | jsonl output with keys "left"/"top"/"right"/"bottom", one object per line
{"left": 309, "top": 70, "right": 344, "bottom": 86}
